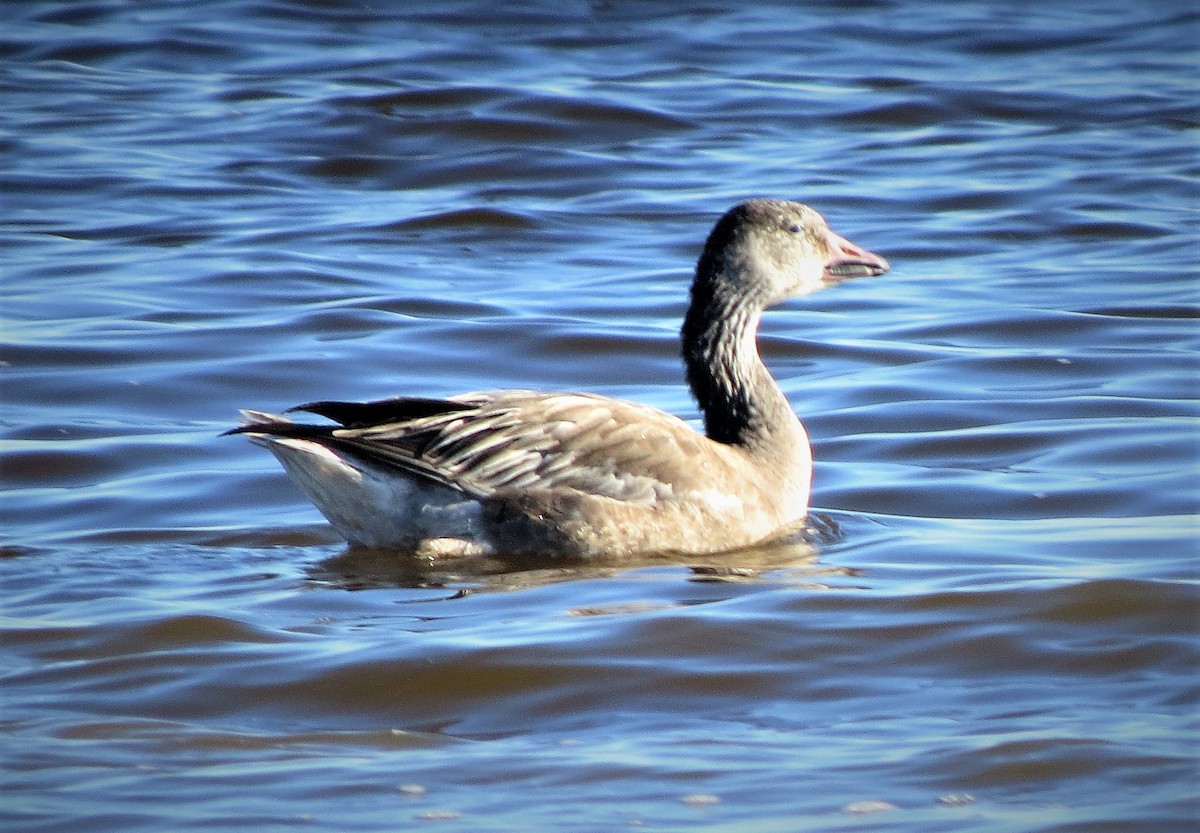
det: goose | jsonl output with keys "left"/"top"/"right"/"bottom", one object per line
{"left": 228, "top": 199, "right": 888, "bottom": 558}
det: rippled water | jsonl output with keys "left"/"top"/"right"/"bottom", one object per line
{"left": 3, "top": 2, "right": 1198, "bottom": 831}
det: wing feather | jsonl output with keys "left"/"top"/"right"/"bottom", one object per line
{"left": 239, "top": 391, "right": 711, "bottom": 504}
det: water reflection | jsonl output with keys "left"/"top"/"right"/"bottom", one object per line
{"left": 306, "top": 530, "right": 844, "bottom": 592}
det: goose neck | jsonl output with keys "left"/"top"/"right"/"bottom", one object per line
{"left": 682, "top": 282, "right": 795, "bottom": 449}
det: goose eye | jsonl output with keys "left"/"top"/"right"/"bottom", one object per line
{"left": 787, "top": 224, "right": 801, "bottom": 233}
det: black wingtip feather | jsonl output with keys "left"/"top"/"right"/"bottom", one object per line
{"left": 223, "top": 421, "right": 339, "bottom": 440}
{"left": 289, "top": 397, "right": 474, "bottom": 428}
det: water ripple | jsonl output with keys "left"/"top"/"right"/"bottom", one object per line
{"left": 2, "top": 2, "right": 1195, "bottom": 831}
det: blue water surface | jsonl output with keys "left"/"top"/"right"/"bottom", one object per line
{"left": 2, "top": 2, "right": 1197, "bottom": 831}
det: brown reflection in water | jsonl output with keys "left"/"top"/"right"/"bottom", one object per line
{"left": 306, "top": 525, "right": 857, "bottom": 593}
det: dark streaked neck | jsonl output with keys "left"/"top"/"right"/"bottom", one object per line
{"left": 681, "top": 267, "right": 797, "bottom": 449}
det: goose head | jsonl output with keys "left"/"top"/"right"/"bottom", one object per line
{"left": 696, "top": 198, "right": 889, "bottom": 306}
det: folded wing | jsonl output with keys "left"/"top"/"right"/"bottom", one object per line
{"left": 230, "top": 391, "right": 715, "bottom": 505}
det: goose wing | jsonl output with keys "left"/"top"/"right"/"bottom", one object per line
{"left": 232, "top": 391, "right": 716, "bottom": 504}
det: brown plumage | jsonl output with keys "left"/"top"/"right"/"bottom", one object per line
{"left": 229, "top": 199, "right": 888, "bottom": 557}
